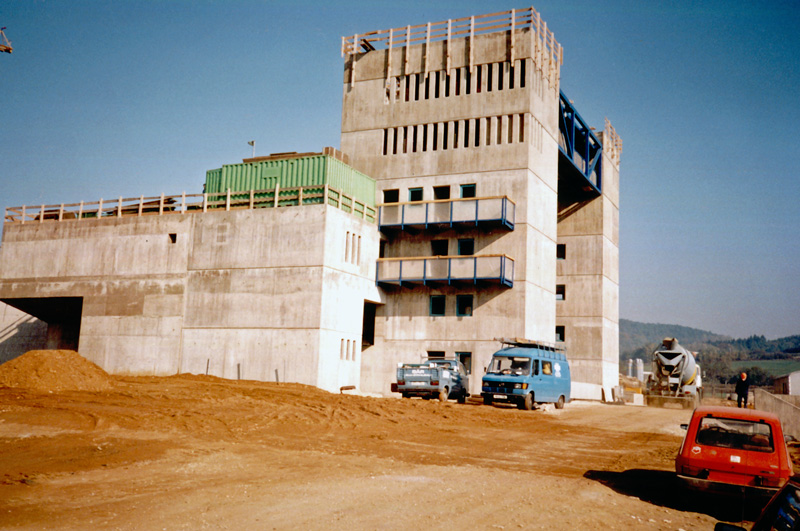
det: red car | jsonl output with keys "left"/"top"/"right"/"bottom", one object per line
{"left": 676, "top": 406, "right": 794, "bottom": 495}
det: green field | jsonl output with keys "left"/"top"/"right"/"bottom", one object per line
{"left": 730, "top": 359, "right": 800, "bottom": 377}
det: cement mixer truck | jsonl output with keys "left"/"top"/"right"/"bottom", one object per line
{"left": 644, "top": 338, "right": 702, "bottom": 409}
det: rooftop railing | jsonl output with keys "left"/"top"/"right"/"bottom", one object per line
{"left": 4, "top": 184, "right": 377, "bottom": 225}
{"left": 377, "top": 254, "right": 514, "bottom": 288}
{"left": 378, "top": 196, "right": 515, "bottom": 233}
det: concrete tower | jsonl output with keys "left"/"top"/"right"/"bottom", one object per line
{"left": 340, "top": 8, "right": 620, "bottom": 399}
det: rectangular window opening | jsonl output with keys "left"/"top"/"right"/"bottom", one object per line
{"left": 445, "top": 72, "right": 451, "bottom": 97}
{"left": 432, "top": 123, "right": 438, "bottom": 151}
{"left": 456, "top": 294, "right": 473, "bottom": 317}
{"left": 455, "top": 69, "right": 461, "bottom": 96}
{"left": 412, "top": 125, "right": 418, "bottom": 152}
{"left": 464, "top": 120, "right": 470, "bottom": 148}
{"left": 403, "top": 126, "right": 408, "bottom": 154}
{"left": 486, "top": 118, "right": 492, "bottom": 146}
{"left": 476, "top": 64, "right": 482, "bottom": 93}
{"left": 498, "top": 62, "right": 504, "bottom": 91}
{"left": 556, "top": 325, "right": 565, "bottom": 342}
{"left": 427, "top": 351, "right": 445, "bottom": 359}
{"left": 460, "top": 184, "right": 476, "bottom": 198}
{"left": 509, "top": 64, "right": 515, "bottom": 89}
{"left": 383, "top": 189, "right": 399, "bottom": 203}
{"left": 382, "top": 129, "right": 388, "bottom": 156}
{"left": 168, "top": 233, "right": 177, "bottom": 244}
{"left": 435, "top": 71, "right": 440, "bottom": 98}
{"left": 556, "top": 284, "right": 565, "bottom": 301}
{"left": 430, "top": 295, "right": 446, "bottom": 317}
{"left": 393, "top": 127, "right": 398, "bottom": 154}
{"left": 454, "top": 121, "right": 459, "bottom": 149}
{"left": 422, "top": 124, "right": 428, "bottom": 152}
{"left": 465, "top": 68, "right": 471, "bottom": 94}
{"left": 520, "top": 59, "right": 526, "bottom": 88}
{"left": 433, "top": 185, "right": 450, "bottom": 200}
{"left": 431, "top": 239, "right": 448, "bottom": 256}
{"left": 408, "top": 187, "right": 423, "bottom": 202}
{"left": 556, "top": 244, "right": 566, "bottom": 260}
{"left": 497, "top": 116, "right": 503, "bottom": 145}
{"left": 508, "top": 115, "right": 514, "bottom": 144}
{"left": 458, "top": 239, "right": 474, "bottom": 256}
{"left": 443, "top": 122, "right": 449, "bottom": 150}
{"left": 474, "top": 119, "right": 481, "bottom": 147}
{"left": 487, "top": 63, "right": 493, "bottom": 92}
{"left": 519, "top": 114, "right": 525, "bottom": 143}
{"left": 424, "top": 74, "right": 430, "bottom": 100}
{"left": 414, "top": 74, "right": 420, "bottom": 101}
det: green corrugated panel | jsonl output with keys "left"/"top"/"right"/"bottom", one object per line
{"left": 204, "top": 154, "right": 375, "bottom": 207}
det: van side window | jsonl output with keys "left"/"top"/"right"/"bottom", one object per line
{"left": 532, "top": 359, "right": 539, "bottom": 376}
{"left": 542, "top": 361, "right": 553, "bottom": 375}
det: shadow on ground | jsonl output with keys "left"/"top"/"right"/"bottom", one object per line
{"left": 584, "top": 469, "right": 769, "bottom": 524}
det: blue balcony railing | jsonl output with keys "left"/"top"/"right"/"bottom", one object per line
{"left": 378, "top": 196, "right": 515, "bottom": 233}
{"left": 376, "top": 254, "right": 514, "bottom": 288}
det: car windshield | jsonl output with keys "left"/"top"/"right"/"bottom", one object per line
{"left": 695, "top": 417, "right": 774, "bottom": 452}
{"left": 487, "top": 356, "right": 531, "bottom": 376}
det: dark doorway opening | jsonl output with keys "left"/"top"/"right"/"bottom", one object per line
{"left": 362, "top": 301, "right": 377, "bottom": 348}
{"left": 2, "top": 297, "right": 83, "bottom": 350}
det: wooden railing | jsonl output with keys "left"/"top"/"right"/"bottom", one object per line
{"left": 342, "top": 7, "right": 562, "bottom": 88}
{"left": 4, "top": 184, "right": 377, "bottom": 225}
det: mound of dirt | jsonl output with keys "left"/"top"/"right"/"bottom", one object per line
{"left": 0, "top": 350, "right": 113, "bottom": 392}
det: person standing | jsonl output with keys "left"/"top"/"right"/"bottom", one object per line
{"left": 735, "top": 372, "right": 750, "bottom": 408}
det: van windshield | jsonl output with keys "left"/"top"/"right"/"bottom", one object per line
{"left": 695, "top": 417, "right": 774, "bottom": 452}
{"left": 487, "top": 356, "right": 531, "bottom": 376}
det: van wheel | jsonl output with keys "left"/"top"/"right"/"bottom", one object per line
{"left": 438, "top": 387, "right": 449, "bottom": 402}
{"left": 483, "top": 395, "right": 493, "bottom": 406}
{"left": 556, "top": 395, "right": 565, "bottom": 409}
{"left": 520, "top": 392, "right": 534, "bottom": 410}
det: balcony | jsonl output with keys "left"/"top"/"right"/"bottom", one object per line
{"left": 558, "top": 90, "right": 602, "bottom": 204}
{"left": 378, "top": 196, "right": 514, "bottom": 234}
{"left": 376, "top": 254, "right": 514, "bottom": 288}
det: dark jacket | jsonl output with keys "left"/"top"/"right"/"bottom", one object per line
{"left": 735, "top": 377, "right": 750, "bottom": 397}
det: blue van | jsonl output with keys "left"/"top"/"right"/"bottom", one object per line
{"left": 481, "top": 338, "right": 571, "bottom": 410}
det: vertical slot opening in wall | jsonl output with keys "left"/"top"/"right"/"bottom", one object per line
{"left": 509, "top": 63, "right": 515, "bottom": 89}
{"left": 394, "top": 127, "right": 399, "bottom": 154}
{"left": 346, "top": 339, "right": 351, "bottom": 360}
{"left": 432, "top": 123, "right": 438, "bottom": 151}
{"left": 499, "top": 62, "right": 505, "bottom": 91}
{"left": 557, "top": 243, "right": 566, "bottom": 260}
{"left": 507, "top": 115, "right": 513, "bottom": 144}
{"left": 434, "top": 71, "right": 440, "bottom": 98}
{"left": 520, "top": 59, "right": 526, "bottom": 88}
{"left": 465, "top": 68, "right": 471, "bottom": 94}
{"left": 403, "top": 126, "right": 408, "bottom": 154}
{"left": 474, "top": 119, "right": 480, "bottom": 147}
{"left": 519, "top": 114, "right": 525, "bottom": 143}
{"left": 486, "top": 117, "right": 492, "bottom": 146}
{"left": 455, "top": 69, "right": 461, "bottom": 96}
{"left": 382, "top": 129, "right": 388, "bottom": 156}
{"left": 424, "top": 74, "right": 430, "bottom": 100}
{"left": 412, "top": 125, "right": 418, "bottom": 152}
{"left": 464, "top": 120, "right": 469, "bottom": 148}
{"left": 497, "top": 116, "right": 503, "bottom": 145}
{"left": 351, "top": 233, "right": 357, "bottom": 263}
{"left": 345, "top": 231, "right": 350, "bottom": 261}
{"left": 422, "top": 124, "right": 428, "bottom": 152}
{"left": 454, "top": 121, "right": 459, "bottom": 148}
{"left": 487, "top": 63, "right": 493, "bottom": 92}
{"left": 445, "top": 72, "right": 451, "bottom": 97}
{"left": 414, "top": 74, "right": 420, "bottom": 101}
{"left": 405, "top": 75, "right": 410, "bottom": 101}
{"left": 476, "top": 64, "right": 482, "bottom": 93}
{"left": 556, "top": 326, "right": 565, "bottom": 342}
{"left": 443, "top": 122, "right": 449, "bottom": 150}
{"left": 357, "top": 235, "right": 361, "bottom": 264}
{"left": 341, "top": 339, "right": 345, "bottom": 360}
{"left": 169, "top": 233, "right": 177, "bottom": 244}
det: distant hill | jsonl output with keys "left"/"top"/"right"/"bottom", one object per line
{"left": 619, "top": 319, "right": 730, "bottom": 356}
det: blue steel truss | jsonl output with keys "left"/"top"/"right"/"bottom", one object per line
{"left": 559, "top": 90, "right": 602, "bottom": 194}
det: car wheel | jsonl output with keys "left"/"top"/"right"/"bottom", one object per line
{"left": 556, "top": 395, "right": 565, "bottom": 409}
{"left": 457, "top": 389, "right": 467, "bottom": 404}
{"left": 438, "top": 387, "right": 449, "bottom": 402}
{"left": 483, "top": 395, "right": 493, "bottom": 406}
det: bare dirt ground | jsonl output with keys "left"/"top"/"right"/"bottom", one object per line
{"left": 0, "top": 352, "right": 797, "bottom": 530}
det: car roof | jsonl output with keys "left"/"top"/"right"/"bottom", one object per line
{"left": 691, "top": 406, "right": 781, "bottom": 423}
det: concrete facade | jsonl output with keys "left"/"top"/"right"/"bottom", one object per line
{"left": 0, "top": 200, "right": 379, "bottom": 393}
{"left": 773, "top": 370, "right": 800, "bottom": 395}
{"left": 340, "top": 14, "right": 619, "bottom": 399}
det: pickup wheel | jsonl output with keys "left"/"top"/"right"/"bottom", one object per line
{"left": 520, "top": 392, "right": 534, "bottom": 411}
{"left": 483, "top": 395, "right": 493, "bottom": 406}
{"left": 457, "top": 389, "right": 467, "bottom": 404}
{"left": 438, "top": 387, "right": 449, "bottom": 403}
{"left": 556, "top": 395, "right": 565, "bottom": 409}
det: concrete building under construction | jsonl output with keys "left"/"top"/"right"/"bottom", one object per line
{"left": 0, "top": 7, "right": 621, "bottom": 400}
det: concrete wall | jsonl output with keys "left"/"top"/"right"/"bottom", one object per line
{"left": 0, "top": 302, "right": 47, "bottom": 363}
{"left": 754, "top": 389, "right": 800, "bottom": 441}
{"left": 0, "top": 203, "right": 379, "bottom": 393}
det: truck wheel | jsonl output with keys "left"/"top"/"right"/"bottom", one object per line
{"left": 520, "top": 392, "right": 534, "bottom": 411}
{"left": 457, "top": 389, "right": 467, "bottom": 404}
{"left": 483, "top": 395, "right": 493, "bottom": 406}
{"left": 556, "top": 395, "right": 565, "bottom": 409}
{"left": 438, "top": 387, "right": 449, "bottom": 402}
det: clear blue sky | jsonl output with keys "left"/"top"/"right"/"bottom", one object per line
{"left": 1, "top": 1, "right": 798, "bottom": 339}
